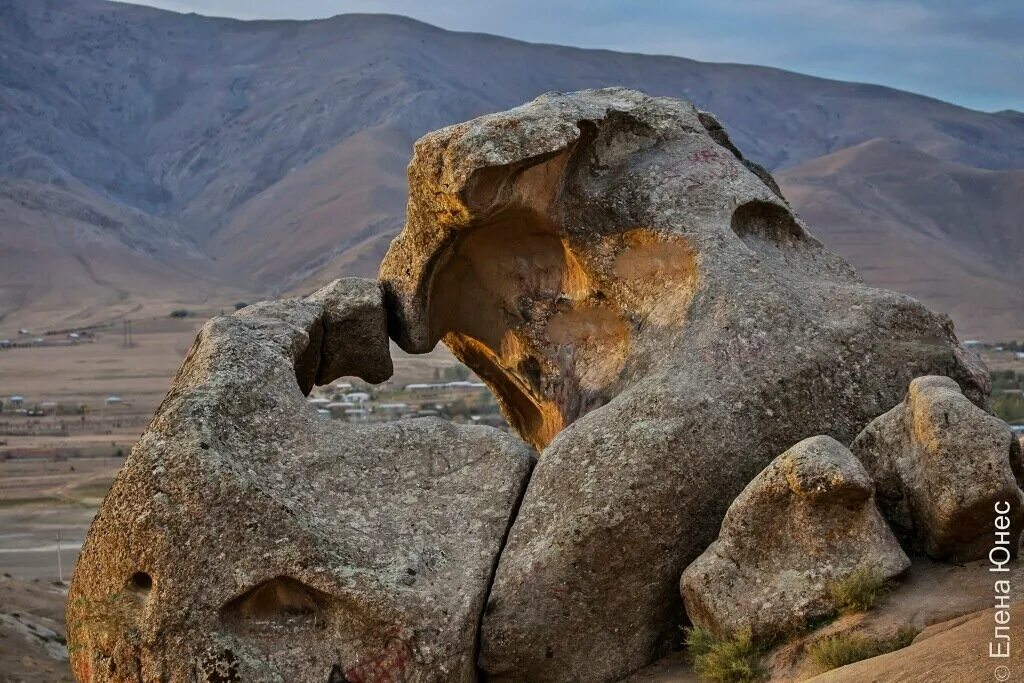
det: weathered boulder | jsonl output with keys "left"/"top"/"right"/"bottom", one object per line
{"left": 680, "top": 436, "right": 910, "bottom": 642}
{"left": 378, "top": 88, "right": 987, "bottom": 681}
{"left": 851, "top": 375, "right": 1024, "bottom": 561}
{"left": 67, "top": 279, "right": 533, "bottom": 682}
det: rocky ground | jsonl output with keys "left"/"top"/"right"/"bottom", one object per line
{"left": 0, "top": 574, "right": 72, "bottom": 682}
{"left": 3, "top": 557, "right": 1021, "bottom": 682}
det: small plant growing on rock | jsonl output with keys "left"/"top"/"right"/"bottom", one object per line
{"left": 66, "top": 591, "right": 141, "bottom": 656}
{"left": 685, "top": 626, "right": 767, "bottom": 683}
{"left": 809, "top": 626, "right": 917, "bottom": 672}
{"left": 829, "top": 565, "right": 890, "bottom": 613}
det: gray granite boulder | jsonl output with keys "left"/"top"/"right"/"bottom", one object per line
{"left": 307, "top": 277, "right": 394, "bottom": 386}
{"left": 379, "top": 88, "right": 987, "bottom": 682}
{"left": 851, "top": 375, "right": 1024, "bottom": 561}
{"left": 67, "top": 279, "right": 533, "bottom": 682}
{"left": 680, "top": 436, "right": 910, "bottom": 642}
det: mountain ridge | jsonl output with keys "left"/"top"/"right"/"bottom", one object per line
{"left": 778, "top": 139, "right": 1024, "bottom": 338}
{"left": 1, "top": 0, "right": 1022, "bottom": 338}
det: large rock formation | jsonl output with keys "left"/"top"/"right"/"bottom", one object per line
{"left": 378, "top": 88, "right": 987, "bottom": 681}
{"left": 680, "top": 436, "right": 910, "bottom": 642}
{"left": 70, "top": 88, "right": 1000, "bottom": 683}
{"left": 66, "top": 279, "right": 533, "bottom": 682}
{"left": 851, "top": 375, "right": 1024, "bottom": 561}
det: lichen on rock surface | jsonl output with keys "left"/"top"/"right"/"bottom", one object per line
{"left": 379, "top": 88, "right": 987, "bottom": 682}
{"left": 680, "top": 435, "right": 910, "bottom": 643}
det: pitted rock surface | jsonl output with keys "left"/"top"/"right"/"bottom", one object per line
{"left": 379, "top": 88, "right": 987, "bottom": 681}
{"left": 67, "top": 279, "right": 533, "bottom": 682}
{"left": 70, "top": 88, "right": 999, "bottom": 683}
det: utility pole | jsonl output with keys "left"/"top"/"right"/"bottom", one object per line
{"left": 122, "top": 320, "right": 134, "bottom": 348}
{"left": 56, "top": 529, "right": 63, "bottom": 583}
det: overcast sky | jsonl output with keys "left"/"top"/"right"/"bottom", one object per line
{"left": 125, "top": 1, "right": 1023, "bottom": 112}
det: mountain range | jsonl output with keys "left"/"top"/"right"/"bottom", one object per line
{"left": 1, "top": 0, "right": 1022, "bottom": 338}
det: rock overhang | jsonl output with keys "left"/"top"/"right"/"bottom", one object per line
{"left": 379, "top": 88, "right": 828, "bottom": 451}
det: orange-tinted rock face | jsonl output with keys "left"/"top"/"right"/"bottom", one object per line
{"left": 379, "top": 89, "right": 991, "bottom": 682}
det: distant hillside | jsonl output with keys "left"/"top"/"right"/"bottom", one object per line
{"left": 778, "top": 140, "right": 1024, "bottom": 339}
{"left": 1, "top": 0, "right": 1022, "bottom": 337}
{"left": 0, "top": 178, "right": 235, "bottom": 329}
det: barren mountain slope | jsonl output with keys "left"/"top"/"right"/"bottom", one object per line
{"left": 778, "top": 139, "right": 1024, "bottom": 339}
{"left": 207, "top": 124, "right": 413, "bottom": 285}
{"left": 1, "top": 0, "right": 1022, "bottom": 336}
{"left": 0, "top": 179, "right": 240, "bottom": 329}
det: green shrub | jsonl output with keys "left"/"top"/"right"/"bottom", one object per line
{"left": 685, "top": 626, "right": 767, "bottom": 683}
{"left": 169, "top": 309, "right": 190, "bottom": 318}
{"left": 66, "top": 591, "right": 141, "bottom": 655}
{"left": 829, "top": 565, "right": 890, "bottom": 614}
{"left": 809, "top": 627, "right": 917, "bottom": 672}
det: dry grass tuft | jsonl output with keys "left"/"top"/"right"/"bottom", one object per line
{"left": 809, "top": 626, "right": 918, "bottom": 672}
{"left": 685, "top": 626, "right": 767, "bottom": 683}
{"left": 829, "top": 565, "right": 890, "bottom": 614}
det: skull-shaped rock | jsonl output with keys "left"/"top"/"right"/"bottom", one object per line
{"left": 379, "top": 88, "right": 988, "bottom": 681}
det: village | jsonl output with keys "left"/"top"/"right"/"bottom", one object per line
{"left": 0, "top": 317, "right": 508, "bottom": 462}
{"left": 305, "top": 372, "right": 506, "bottom": 428}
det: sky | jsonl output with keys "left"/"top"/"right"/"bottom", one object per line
{"left": 124, "top": 1, "right": 1023, "bottom": 112}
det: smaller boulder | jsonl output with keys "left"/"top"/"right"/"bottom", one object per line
{"left": 67, "top": 284, "right": 533, "bottom": 683}
{"left": 851, "top": 376, "right": 1024, "bottom": 561}
{"left": 680, "top": 436, "right": 909, "bottom": 642}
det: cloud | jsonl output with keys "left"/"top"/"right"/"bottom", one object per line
{"left": 123, "top": 0, "right": 1023, "bottom": 112}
